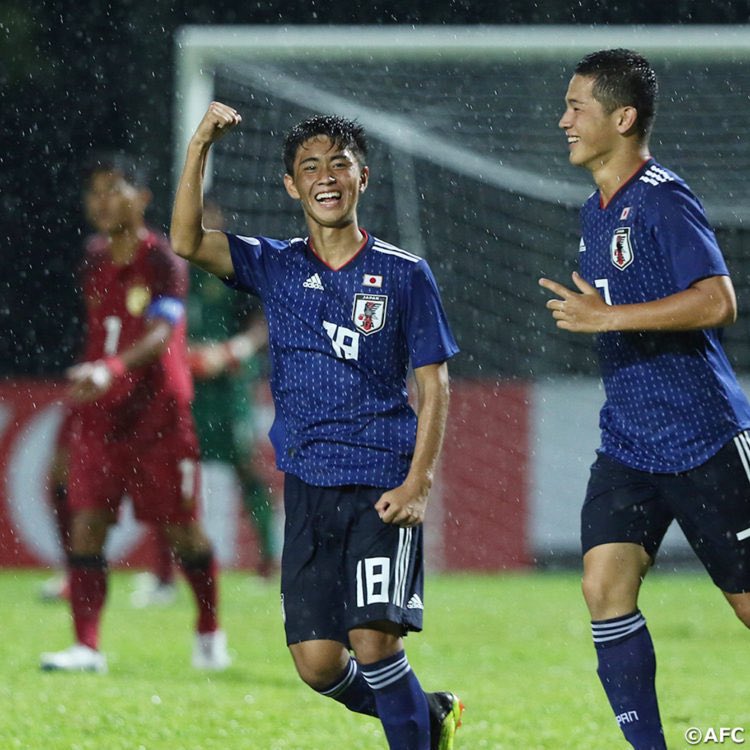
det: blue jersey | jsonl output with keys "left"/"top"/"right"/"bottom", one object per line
{"left": 225, "top": 230, "right": 459, "bottom": 487}
{"left": 579, "top": 159, "right": 750, "bottom": 472}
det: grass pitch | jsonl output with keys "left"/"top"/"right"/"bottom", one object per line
{"left": 2, "top": 568, "right": 748, "bottom": 749}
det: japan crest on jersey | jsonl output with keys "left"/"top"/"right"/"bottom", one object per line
{"left": 610, "top": 227, "right": 634, "bottom": 270}
{"left": 352, "top": 293, "right": 388, "bottom": 335}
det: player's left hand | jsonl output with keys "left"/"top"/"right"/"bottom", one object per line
{"left": 375, "top": 482, "right": 428, "bottom": 528}
{"left": 538, "top": 272, "right": 612, "bottom": 333}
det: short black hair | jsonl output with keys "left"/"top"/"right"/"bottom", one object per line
{"left": 282, "top": 115, "right": 367, "bottom": 175}
{"left": 82, "top": 151, "right": 149, "bottom": 189}
{"left": 574, "top": 48, "right": 658, "bottom": 140}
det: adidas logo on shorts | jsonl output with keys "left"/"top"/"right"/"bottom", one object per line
{"left": 303, "top": 273, "right": 324, "bottom": 290}
{"left": 406, "top": 594, "right": 424, "bottom": 610}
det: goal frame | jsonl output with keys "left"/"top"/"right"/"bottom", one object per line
{"left": 173, "top": 24, "right": 750, "bottom": 200}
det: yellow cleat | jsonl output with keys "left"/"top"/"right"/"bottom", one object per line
{"left": 427, "top": 691, "right": 464, "bottom": 750}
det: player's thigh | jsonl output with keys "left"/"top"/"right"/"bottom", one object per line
{"left": 288, "top": 639, "right": 350, "bottom": 688}
{"left": 344, "top": 492, "right": 425, "bottom": 636}
{"left": 70, "top": 508, "right": 117, "bottom": 554}
{"left": 280, "top": 478, "right": 424, "bottom": 645}
{"left": 582, "top": 542, "right": 652, "bottom": 619}
{"left": 581, "top": 453, "right": 672, "bottom": 558}
{"left": 670, "top": 434, "right": 750, "bottom": 593}
{"left": 127, "top": 433, "right": 201, "bottom": 524}
{"left": 67, "top": 432, "right": 125, "bottom": 518}
{"left": 281, "top": 475, "right": 349, "bottom": 644}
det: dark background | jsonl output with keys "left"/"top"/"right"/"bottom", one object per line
{"left": 2, "top": 1, "right": 749, "bottom": 375}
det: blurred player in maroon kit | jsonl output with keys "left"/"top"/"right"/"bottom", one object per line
{"left": 36, "top": 407, "right": 79, "bottom": 603}
{"left": 40, "top": 153, "right": 230, "bottom": 673}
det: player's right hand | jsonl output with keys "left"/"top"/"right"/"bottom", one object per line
{"left": 188, "top": 343, "right": 229, "bottom": 379}
{"left": 66, "top": 360, "right": 114, "bottom": 402}
{"left": 538, "top": 272, "right": 612, "bottom": 333}
{"left": 375, "top": 482, "right": 428, "bottom": 528}
{"left": 192, "top": 101, "right": 242, "bottom": 146}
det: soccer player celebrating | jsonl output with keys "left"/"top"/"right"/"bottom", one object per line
{"left": 40, "top": 153, "right": 229, "bottom": 673}
{"left": 539, "top": 49, "right": 750, "bottom": 749}
{"left": 171, "top": 103, "right": 462, "bottom": 750}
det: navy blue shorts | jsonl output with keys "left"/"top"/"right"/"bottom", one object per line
{"left": 280, "top": 474, "right": 425, "bottom": 646}
{"left": 582, "top": 433, "right": 750, "bottom": 593}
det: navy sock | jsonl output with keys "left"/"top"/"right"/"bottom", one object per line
{"left": 592, "top": 611, "right": 666, "bottom": 750}
{"left": 317, "top": 656, "right": 378, "bottom": 716}
{"left": 361, "top": 650, "right": 430, "bottom": 750}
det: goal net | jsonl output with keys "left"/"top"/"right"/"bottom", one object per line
{"left": 174, "top": 25, "right": 750, "bottom": 379}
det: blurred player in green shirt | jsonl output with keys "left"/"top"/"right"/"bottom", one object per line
{"left": 187, "top": 196, "right": 275, "bottom": 577}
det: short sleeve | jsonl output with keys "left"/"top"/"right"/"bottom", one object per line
{"left": 404, "top": 260, "right": 459, "bottom": 368}
{"left": 225, "top": 233, "right": 268, "bottom": 297}
{"left": 649, "top": 182, "right": 729, "bottom": 290}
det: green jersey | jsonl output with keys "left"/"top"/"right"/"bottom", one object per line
{"left": 187, "top": 268, "right": 264, "bottom": 461}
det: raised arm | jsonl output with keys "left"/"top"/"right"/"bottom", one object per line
{"left": 170, "top": 102, "right": 242, "bottom": 277}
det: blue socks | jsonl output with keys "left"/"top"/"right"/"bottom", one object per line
{"left": 592, "top": 611, "right": 666, "bottom": 750}
{"left": 317, "top": 656, "right": 378, "bottom": 717}
{"left": 317, "top": 652, "right": 431, "bottom": 749}
{"left": 361, "top": 651, "right": 430, "bottom": 750}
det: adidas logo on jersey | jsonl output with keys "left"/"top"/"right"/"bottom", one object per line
{"left": 303, "top": 273, "right": 324, "bottom": 290}
{"left": 640, "top": 165, "right": 674, "bottom": 187}
{"left": 406, "top": 594, "right": 424, "bottom": 610}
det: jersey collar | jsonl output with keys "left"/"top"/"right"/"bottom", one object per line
{"left": 306, "top": 229, "right": 374, "bottom": 272}
{"left": 599, "top": 158, "right": 653, "bottom": 210}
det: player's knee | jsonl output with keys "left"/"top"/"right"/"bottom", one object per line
{"left": 288, "top": 643, "right": 348, "bottom": 690}
{"left": 164, "top": 522, "right": 211, "bottom": 557}
{"left": 290, "top": 655, "right": 340, "bottom": 690}
{"left": 294, "top": 665, "right": 328, "bottom": 690}
{"left": 581, "top": 573, "right": 608, "bottom": 612}
{"left": 581, "top": 574, "right": 637, "bottom": 620}
{"left": 70, "top": 512, "right": 111, "bottom": 554}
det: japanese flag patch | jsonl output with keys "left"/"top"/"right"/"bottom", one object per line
{"left": 362, "top": 273, "right": 383, "bottom": 288}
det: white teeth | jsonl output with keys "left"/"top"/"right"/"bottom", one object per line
{"left": 316, "top": 191, "right": 341, "bottom": 201}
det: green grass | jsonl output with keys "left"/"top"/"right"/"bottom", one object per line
{"left": 2, "top": 569, "right": 748, "bottom": 749}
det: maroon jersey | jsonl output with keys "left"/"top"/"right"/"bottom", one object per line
{"left": 76, "top": 230, "right": 193, "bottom": 441}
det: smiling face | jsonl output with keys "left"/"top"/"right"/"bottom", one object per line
{"left": 283, "top": 135, "right": 368, "bottom": 230}
{"left": 559, "top": 74, "right": 622, "bottom": 172}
